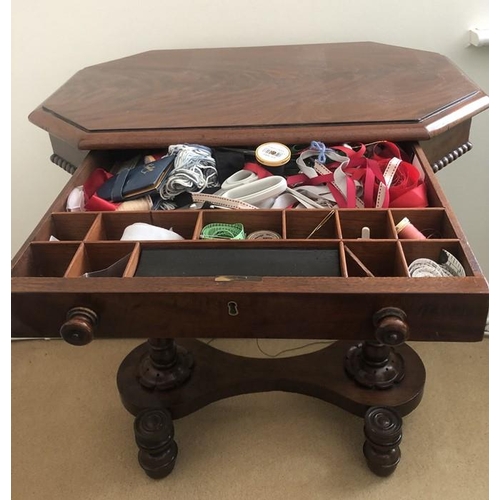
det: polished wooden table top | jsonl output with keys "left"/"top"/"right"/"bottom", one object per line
{"left": 29, "top": 42, "right": 488, "bottom": 149}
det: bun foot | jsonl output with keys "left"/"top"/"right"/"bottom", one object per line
{"left": 363, "top": 406, "right": 402, "bottom": 477}
{"left": 134, "top": 408, "right": 178, "bottom": 479}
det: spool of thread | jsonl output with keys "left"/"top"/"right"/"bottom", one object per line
{"left": 255, "top": 142, "right": 291, "bottom": 175}
{"left": 361, "top": 226, "right": 371, "bottom": 239}
{"left": 395, "top": 217, "right": 426, "bottom": 240}
{"left": 144, "top": 155, "right": 157, "bottom": 164}
{"left": 117, "top": 196, "right": 153, "bottom": 211}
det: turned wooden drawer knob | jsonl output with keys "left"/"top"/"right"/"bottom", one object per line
{"left": 60, "top": 307, "right": 98, "bottom": 346}
{"left": 373, "top": 308, "right": 409, "bottom": 346}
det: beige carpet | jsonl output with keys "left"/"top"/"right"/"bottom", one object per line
{"left": 12, "top": 338, "right": 488, "bottom": 500}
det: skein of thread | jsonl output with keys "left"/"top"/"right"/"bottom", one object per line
{"left": 395, "top": 217, "right": 426, "bottom": 240}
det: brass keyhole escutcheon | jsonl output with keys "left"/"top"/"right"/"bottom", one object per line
{"left": 227, "top": 301, "right": 239, "bottom": 316}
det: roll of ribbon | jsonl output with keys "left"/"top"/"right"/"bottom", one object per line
{"left": 408, "top": 258, "right": 452, "bottom": 277}
{"left": 395, "top": 217, "right": 426, "bottom": 240}
{"left": 408, "top": 252, "right": 465, "bottom": 278}
{"left": 246, "top": 230, "right": 282, "bottom": 240}
{"left": 438, "top": 249, "right": 466, "bottom": 277}
{"left": 120, "top": 223, "right": 184, "bottom": 241}
{"left": 200, "top": 223, "right": 246, "bottom": 240}
{"left": 255, "top": 142, "right": 291, "bottom": 175}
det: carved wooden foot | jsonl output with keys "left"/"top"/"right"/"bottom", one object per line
{"left": 363, "top": 406, "right": 403, "bottom": 477}
{"left": 134, "top": 408, "right": 178, "bottom": 479}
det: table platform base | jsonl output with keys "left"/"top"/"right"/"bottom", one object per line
{"left": 117, "top": 338, "right": 425, "bottom": 479}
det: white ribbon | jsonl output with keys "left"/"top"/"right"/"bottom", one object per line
{"left": 120, "top": 223, "right": 184, "bottom": 241}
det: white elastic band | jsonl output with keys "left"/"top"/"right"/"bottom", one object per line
{"left": 222, "top": 176, "right": 287, "bottom": 205}
{"left": 221, "top": 170, "right": 258, "bottom": 191}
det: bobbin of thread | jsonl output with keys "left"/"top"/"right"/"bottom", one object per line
{"left": 255, "top": 142, "right": 291, "bottom": 175}
{"left": 395, "top": 218, "right": 426, "bottom": 240}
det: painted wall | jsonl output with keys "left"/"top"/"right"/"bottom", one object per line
{"left": 11, "top": 0, "right": 489, "bottom": 278}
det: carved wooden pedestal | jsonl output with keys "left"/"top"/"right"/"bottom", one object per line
{"left": 117, "top": 337, "right": 425, "bottom": 479}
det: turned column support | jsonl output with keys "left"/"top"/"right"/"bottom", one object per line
{"left": 344, "top": 307, "right": 408, "bottom": 389}
{"left": 138, "top": 338, "right": 194, "bottom": 391}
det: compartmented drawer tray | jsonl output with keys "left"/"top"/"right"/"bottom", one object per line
{"left": 11, "top": 143, "right": 488, "bottom": 342}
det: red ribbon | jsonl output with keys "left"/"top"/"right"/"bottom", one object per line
{"left": 83, "top": 168, "right": 119, "bottom": 211}
{"left": 282, "top": 141, "right": 428, "bottom": 209}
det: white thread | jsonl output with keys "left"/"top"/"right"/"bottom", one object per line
{"left": 160, "top": 144, "right": 219, "bottom": 200}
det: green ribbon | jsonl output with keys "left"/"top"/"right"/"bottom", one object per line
{"left": 200, "top": 223, "right": 246, "bottom": 240}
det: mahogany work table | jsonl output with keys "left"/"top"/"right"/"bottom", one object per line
{"left": 12, "top": 42, "right": 489, "bottom": 479}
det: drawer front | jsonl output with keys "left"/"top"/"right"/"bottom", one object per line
{"left": 11, "top": 285, "right": 488, "bottom": 342}
{"left": 11, "top": 142, "right": 489, "bottom": 342}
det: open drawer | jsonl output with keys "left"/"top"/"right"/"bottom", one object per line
{"left": 11, "top": 140, "right": 489, "bottom": 342}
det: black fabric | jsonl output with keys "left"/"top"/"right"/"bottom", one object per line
{"left": 212, "top": 149, "right": 246, "bottom": 183}
{"left": 135, "top": 248, "right": 340, "bottom": 277}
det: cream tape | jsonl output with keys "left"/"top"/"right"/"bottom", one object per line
{"left": 222, "top": 176, "right": 287, "bottom": 205}
{"left": 191, "top": 192, "right": 259, "bottom": 210}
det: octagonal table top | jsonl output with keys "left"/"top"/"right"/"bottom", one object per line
{"left": 29, "top": 42, "right": 488, "bottom": 149}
